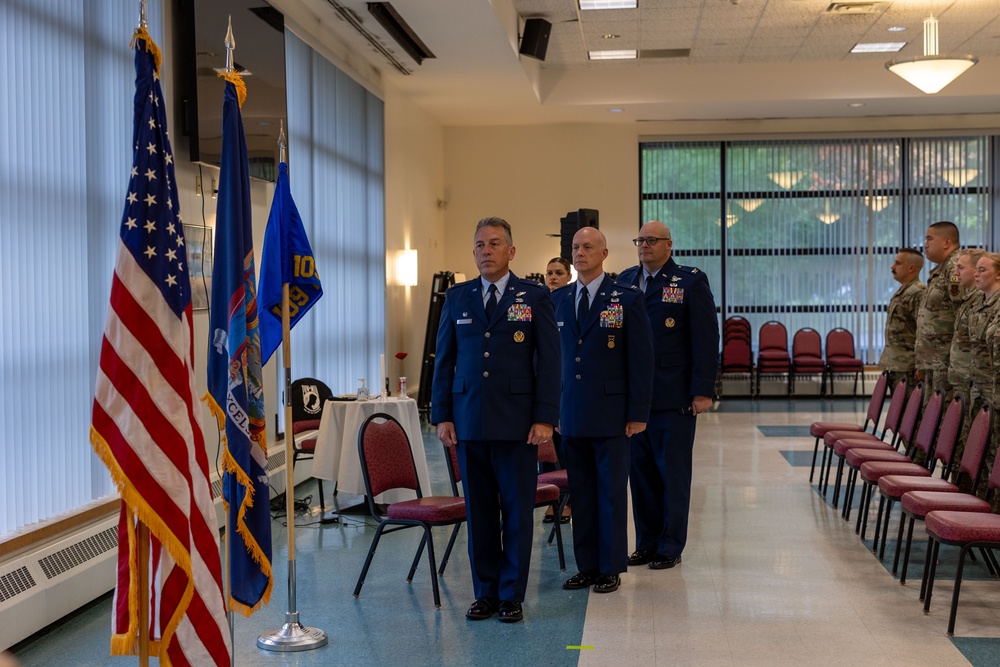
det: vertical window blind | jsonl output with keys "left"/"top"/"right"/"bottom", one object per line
{"left": 0, "top": 1, "right": 162, "bottom": 537}
{"left": 284, "top": 31, "right": 386, "bottom": 396}
{"left": 641, "top": 137, "right": 993, "bottom": 364}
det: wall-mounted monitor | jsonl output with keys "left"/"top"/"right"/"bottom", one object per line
{"left": 175, "top": 0, "right": 287, "bottom": 182}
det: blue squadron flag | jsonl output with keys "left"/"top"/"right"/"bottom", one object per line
{"left": 203, "top": 70, "right": 273, "bottom": 616}
{"left": 257, "top": 160, "right": 323, "bottom": 365}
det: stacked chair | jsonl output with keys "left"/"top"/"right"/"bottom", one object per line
{"left": 755, "top": 321, "right": 791, "bottom": 396}
{"left": 825, "top": 328, "right": 865, "bottom": 396}
{"left": 790, "top": 327, "right": 825, "bottom": 395}
{"left": 718, "top": 316, "right": 754, "bottom": 397}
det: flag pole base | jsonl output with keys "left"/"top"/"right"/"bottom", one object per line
{"left": 257, "top": 612, "right": 328, "bottom": 652}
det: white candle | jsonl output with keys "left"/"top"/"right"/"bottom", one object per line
{"left": 379, "top": 353, "right": 385, "bottom": 398}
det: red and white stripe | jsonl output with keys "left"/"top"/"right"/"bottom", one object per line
{"left": 93, "top": 243, "right": 231, "bottom": 666}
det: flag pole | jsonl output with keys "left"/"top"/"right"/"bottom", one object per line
{"left": 137, "top": 521, "right": 150, "bottom": 667}
{"left": 257, "top": 126, "right": 328, "bottom": 652}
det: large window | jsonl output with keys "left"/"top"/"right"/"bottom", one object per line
{"left": 641, "top": 137, "right": 994, "bottom": 362}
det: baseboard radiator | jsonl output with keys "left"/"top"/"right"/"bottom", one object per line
{"left": 0, "top": 441, "right": 314, "bottom": 652}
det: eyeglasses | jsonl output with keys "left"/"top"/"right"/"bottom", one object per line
{"left": 632, "top": 237, "right": 671, "bottom": 247}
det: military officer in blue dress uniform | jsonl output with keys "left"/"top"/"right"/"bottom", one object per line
{"left": 617, "top": 220, "right": 719, "bottom": 571}
{"left": 554, "top": 226, "right": 653, "bottom": 594}
{"left": 432, "top": 217, "right": 560, "bottom": 623}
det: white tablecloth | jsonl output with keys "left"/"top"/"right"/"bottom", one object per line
{"left": 311, "top": 396, "right": 429, "bottom": 504}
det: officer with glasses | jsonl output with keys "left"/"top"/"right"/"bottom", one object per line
{"left": 617, "top": 220, "right": 719, "bottom": 572}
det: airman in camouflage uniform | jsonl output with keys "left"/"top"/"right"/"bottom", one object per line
{"left": 967, "top": 253, "right": 1000, "bottom": 502}
{"left": 914, "top": 222, "right": 965, "bottom": 405}
{"left": 878, "top": 248, "right": 925, "bottom": 393}
{"left": 946, "top": 248, "right": 985, "bottom": 476}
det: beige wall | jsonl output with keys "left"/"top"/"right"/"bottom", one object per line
{"left": 442, "top": 124, "right": 643, "bottom": 280}
{"left": 383, "top": 84, "right": 447, "bottom": 391}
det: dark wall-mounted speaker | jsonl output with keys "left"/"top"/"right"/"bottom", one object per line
{"left": 519, "top": 18, "right": 551, "bottom": 61}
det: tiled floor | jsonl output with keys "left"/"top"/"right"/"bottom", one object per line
{"left": 11, "top": 399, "right": 1000, "bottom": 666}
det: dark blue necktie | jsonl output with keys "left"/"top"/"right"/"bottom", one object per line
{"left": 485, "top": 283, "right": 498, "bottom": 320}
{"left": 578, "top": 286, "right": 589, "bottom": 323}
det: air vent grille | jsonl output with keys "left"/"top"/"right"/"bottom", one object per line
{"left": 0, "top": 566, "right": 37, "bottom": 602}
{"left": 640, "top": 49, "right": 691, "bottom": 59}
{"left": 826, "top": 2, "right": 886, "bottom": 14}
{"left": 38, "top": 526, "right": 118, "bottom": 580}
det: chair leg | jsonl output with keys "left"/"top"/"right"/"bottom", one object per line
{"left": 843, "top": 468, "right": 858, "bottom": 522}
{"left": 354, "top": 523, "right": 388, "bottom": 598}
{"left": 548, "top": 493, "right": 570, "bottom": 545}
{"left": 892, "top": 508, "right": 907, "bottom": 575}
{"left": 870, "top": 495, "right": 887, "bottom": 551}
{"left": 831, "top": 456, "right": 845, "bottom": 509}
{"left": 859, "top": 483, "right": 874, "bottom": 539}
{"left": 407, "top": 533, "right": 428, "bottom": 583}
{"left": 419, "top": 526, "right": 442, "bottom": 608}
{"left": 878, "top": 499, "right": 895, "bottom": 560}
{"left": 438, "top": 524, "right": 462, "bottom": 576}
{"left": 900, "top": 515, "right": 917, "bottom": 585}
{"left": 947, "top": 545, "right": 971, "bottom": 635}
{"left": 318, "top": 478, "right": 325, "bottom": 512}
{"left": 809, "top": 436, "right": 822, "bottom": 483}
{"left": 550, "top": 501, "right": 566, "bottom": 571}
{"left": 923, "top": 537, "right": 941, "bottom": 611}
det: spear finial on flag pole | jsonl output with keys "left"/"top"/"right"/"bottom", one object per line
{"left": 256, "top": 125, "right": 327, "bottom": 654}
{"left": 278, "top": 120, "right": 287, "bottom": 165}
{"left": 224, "top": 15, "right": 235, "bottom": 72}
{"left": 139, "top": 0, "right": 147, "bottom": 28}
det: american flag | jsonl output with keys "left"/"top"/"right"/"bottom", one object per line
{"left": 89, "top": 28, "right": 231, "bottom": 666}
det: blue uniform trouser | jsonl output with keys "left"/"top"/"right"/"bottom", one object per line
{"left": 457, "top": 439, "right": 537, "bottom": 602}
{"left": 563, "top": 434, "right": 630, "bottom": 576}
{"left": 629, "top": 410, "right": 697, "bottom": 559}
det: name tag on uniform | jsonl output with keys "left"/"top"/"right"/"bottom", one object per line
{"left": 662, "top": 287, "right": 685, "bottom": 303}
{"left": 557, "top": 321, "right": 564, "bottom": 328}
{"left": 600, "top": 304, "right": 624, "bottom": 328}
{"left": 457, "top": 318, "right": 472, "bottom": 325}
{"left": 507, "top": 304, "right": 532, "bottom": 322}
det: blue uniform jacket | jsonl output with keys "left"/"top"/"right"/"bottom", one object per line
{"left": 617, "top": 257, "right": 720, "bottom": 411}
{"left": 552, "top": 275, "right": 654, "bottom": 438}
{"left": 431, "top": 273, "right": 560, "bottom": 440}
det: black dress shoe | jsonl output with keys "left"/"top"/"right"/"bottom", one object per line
{"left": 648, "top": 554, "right": 682, "bottom": 570}
{"left": 466, "top": 597, "right": 499, "bottom": 620}
{"left": 627, "top": 549, "right": 654, "bottom": 566}
{"left": 563, "top": 571, "right": 597, "bottom": 590}
{"left": 593, "top": 574, "right": 620, "bottom": 593}
{"left": 542, "top": 514, "right": 556, "bottom": 524}
{"left": 497, "top": 600, "right": 523, "bottom": 623}
{"left": 558, "top": 515, "right": 571, "bottom": 524}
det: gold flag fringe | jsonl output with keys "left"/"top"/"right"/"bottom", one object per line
{"left": 130, "top": 27, "right": 163, "bottom": 76}
{"left": 90, "top": 427, "right": 198, "bottom": 664}
{"left": 202, "top": 393, "right": 274, "bottom": 616}
{"left": 217, "top": 71, "right": 248, "bottom": 108}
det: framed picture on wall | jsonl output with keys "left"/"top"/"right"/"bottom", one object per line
{"left": 183, "top": 224, "right": 212, "bottom": 311}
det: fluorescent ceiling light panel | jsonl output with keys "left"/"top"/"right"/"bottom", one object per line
{"left": 589, "top": 49, "right": 637, "bottom": 60}
{"left": 851, "top": 42, "right": 906, "bottom": 53}
{"left": 580, "top": 1, "right": 638, "bottom": 9}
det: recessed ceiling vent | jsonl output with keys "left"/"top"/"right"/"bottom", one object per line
{"left": 640, "top": 49, "right": 691, "bottom": 59}
{"left": 826, "top": 2, "right": 886, "bottom": 14}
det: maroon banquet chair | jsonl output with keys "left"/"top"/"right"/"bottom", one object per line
{"left": 290, "top": 377, "right": 334, "bottom": 511}
{"left": 719, "top": 321, "right": 754, "bottom": 398}
{"left": 353, "top": 413, "right": 467, "bottom": 608}
{"left": 438, "top": 438, "right": 567, "bottom": 574}
{"left": 756, "top": 321, "right": 790, "bottom": 396}
{"left": 825, "top": 328, "right": 865, "bottom": 396}
{"left": 791, "top": 327, "right": 825, "bottom": 395}
{"left": 808, "top": 371, "right": 888, "bottom": 484}
{"left": 834, "top": 381, "right": 924, "bottom": 518}
{"left": 897, "top": 400, "right": 995, "bottom": 585}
